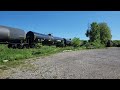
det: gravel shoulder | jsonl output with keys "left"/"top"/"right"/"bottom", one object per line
{"left": 0, "top": 47, "right": 120, "bottom": 79}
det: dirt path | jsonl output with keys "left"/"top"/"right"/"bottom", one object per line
{"left": 0, "top": 47, "right": 120, "bottom": 79}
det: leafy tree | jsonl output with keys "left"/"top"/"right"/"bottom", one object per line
{"left": 80, "top": 40, "right": 88, "bottom": 46}
{"left": 112, "top": 40, "right": 120, "bottom": 47}
{"left": 85, "top": 22, "right": 100, "bottom": 43}
{"left": 85, "top": 22, "right": 112, "bottom": 47}
{"left": 99, "top": 22, "right": 112, "bottom": 45}
{"left": 71, "top": 37, "right": 81, "bottom": 47}
{"left": 106, "top": 40, "right": 113, "bottom": 47}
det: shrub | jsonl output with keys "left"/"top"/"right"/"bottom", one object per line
{"left": 106, "top": 40, "right": 113, "bottom": 47}
{"left": 91, "top": 41, "right": 105, "bottom": 48}
{"left": 85, "top": 42, "right": 94, "bottom": 49}
{"left": 85, "top": 41, "right": 105, "bottom": 49}
{"left": 112, "top": 40, "right": 120, "bottom": 47}
{"left": 35, "top": 43, "right": 42, "bottom": 48}
{"left": 71, "top": 37, "right": 81, "bottom": 47}
{"left": 80, "top": 40, "right": 88, "bottom": 46}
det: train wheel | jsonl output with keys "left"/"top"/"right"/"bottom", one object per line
{"left": 30, "top": 44, "right": 35, "bottom": 48}
{"left": 12, "top": 44, "right": 17, "bottom": 49}
{"left": 17, "top": 44, "right": 23, "bottom": 49}
{"left": 17, "top": 44, "right": 21, "bottom": 49}
{"left": 20, "top": 44, "right": 25, "bottom": 49}
{"left": 8, "top": 44, "right": 12, "bottom": 48}
{"left": 24, "top": 44, "right": 29, "bottom": 49}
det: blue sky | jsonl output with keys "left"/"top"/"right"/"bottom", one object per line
{"left": 0, "top": 11, "right": 120, "bottom": 40}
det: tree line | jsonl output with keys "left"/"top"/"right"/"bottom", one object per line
{"left": 71, "top": 22, "right": 120, "bottom": 48}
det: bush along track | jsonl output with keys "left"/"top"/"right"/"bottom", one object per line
{"left": 0, "top": 44, "right": 88, "bottom": 66}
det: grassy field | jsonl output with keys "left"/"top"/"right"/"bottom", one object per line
{"left": 0, "top": 44, "right": 86, "bottom": 67}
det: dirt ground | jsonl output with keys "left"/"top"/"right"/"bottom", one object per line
{"left": 0, "top": 47, "right": 120, "bottom": 79}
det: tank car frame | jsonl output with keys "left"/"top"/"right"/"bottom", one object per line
{"left": 0, "top": 25, "right": 72, "bottom": 49}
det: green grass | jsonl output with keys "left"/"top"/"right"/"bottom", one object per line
{"left": 0, "top": 44, "right": 102, "bottom": 69}
{"left": 0, "top": 45, "right": 85, "bottom": 66}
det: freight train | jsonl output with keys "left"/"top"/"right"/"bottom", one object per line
{"left": 0, "top": 25, "right": 72, "bottom": 48}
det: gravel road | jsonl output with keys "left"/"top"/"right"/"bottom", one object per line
{"left": 0, "top": 47, "right": 120, "bottom": 79}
